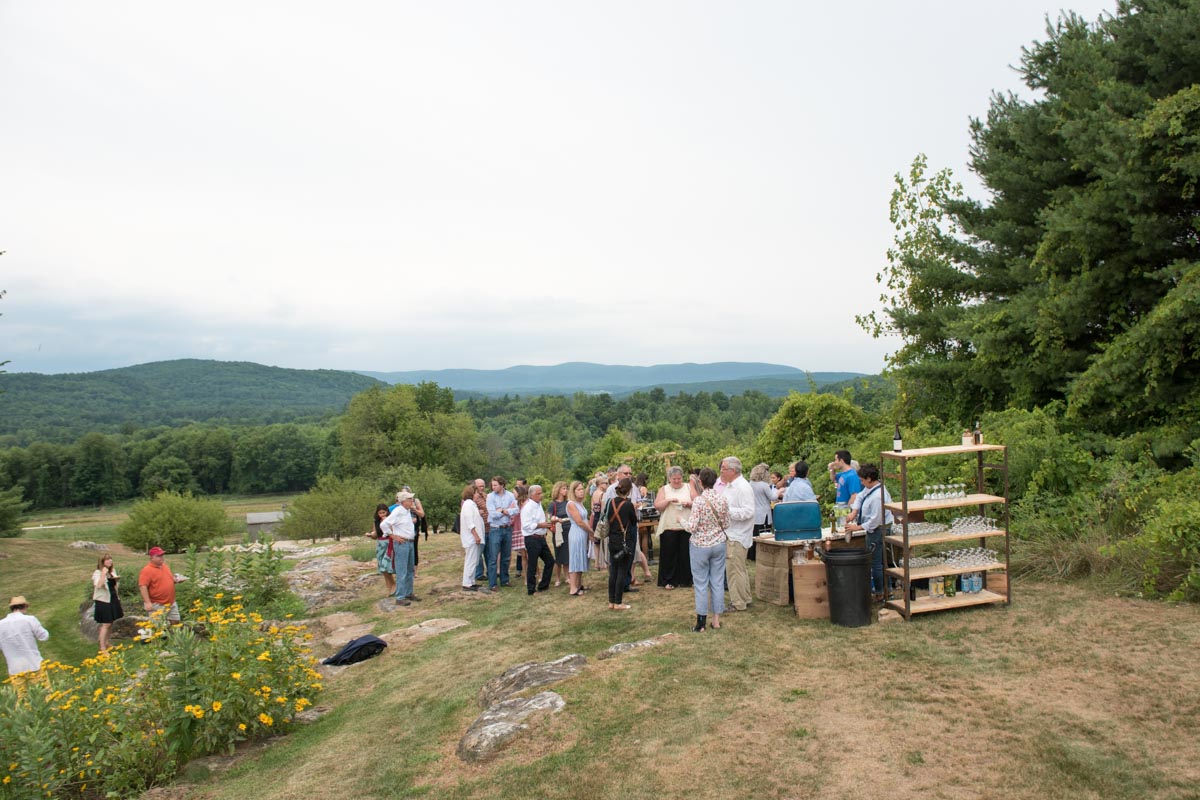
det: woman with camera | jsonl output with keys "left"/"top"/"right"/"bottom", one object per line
{"left": 605, "top": 478, "right": 638, "bottom": 610}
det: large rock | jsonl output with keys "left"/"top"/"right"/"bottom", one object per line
{"left": 68, "top": 541, "right": 109, "bottom": 551}
{"left": 78, "top": 600, "right": 149, "bottom": 643}
{"left": 456, "top": 692, "right": 565, "bottom": 763}
{"left": 477, "top": 654, "right": 586, "bottom": 709}
{"left": 597, "top": 633, "right": 677, "bottom": 660}
{"left": 285, "top": 556, "right": 377, "bottom": 610}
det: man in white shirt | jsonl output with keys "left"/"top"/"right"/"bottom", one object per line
{"left": 382, "top": 492, "right": 419, "bottom": 606}
{"left": 719, "top": 456, "right": 756, "bottom": 612}
{"left": 0, "top": 596, "right": 50, "bottom": 694}
{"left": 602, "top": 464, "right": 643, "bottom": 506}
{"left": 520, "top": 485, "right": 557, "bottom": 595}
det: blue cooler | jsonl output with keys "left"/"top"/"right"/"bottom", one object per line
{"left": 772, "top": 501, "right": 823, "bottom": 541}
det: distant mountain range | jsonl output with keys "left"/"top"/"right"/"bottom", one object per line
{"left": 0, "top": 360, "right": 383, "bottom": 442}
{"left": 359, "top": 362, "right": 864, "bottom": 397}
{"left": 0, "top": 359, "right": 871, "bottom": 443}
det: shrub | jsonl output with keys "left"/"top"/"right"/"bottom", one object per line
{"left": 277, "top": 475, "right": 378, "bottom": 542}
{"left": 0, "top": 598, "right": 322, "bottom": 799}
{"left": 117, "top": 492, "right": 235, "bottom": 553}
{"left": 1103, "top": 495, "right": 1200, "bottom": 601}
{"left": 349, "top": 542, "right": 377, "bottom": 563}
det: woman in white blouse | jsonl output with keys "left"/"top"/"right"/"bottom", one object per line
{"left": 459, "top": 484, "right": 486, "bottom": 592}
{"left": 91, "top": 554, "right": 124, "bottom": 651}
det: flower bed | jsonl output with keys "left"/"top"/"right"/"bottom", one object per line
{"left": 1, "top": 598, "right": 322, "bottom": 799}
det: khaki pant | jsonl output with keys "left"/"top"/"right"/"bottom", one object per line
{"left": 726, "top": 540, "right": 751, "bottom": 610}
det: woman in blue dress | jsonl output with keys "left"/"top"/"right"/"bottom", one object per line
{"left": 565, "top": 481, "right": 593, "bottom": 596}
{"left": 367, "top": 504, "right": 396, "bottom": 597}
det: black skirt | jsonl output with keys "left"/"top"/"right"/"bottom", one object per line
{"left": 94, "top": 577, "right": 123, "bottom": 623}
{"left": 94, "top": 598, "right": 124, "bottom": 625}
{"left": 657, "top": 528, "right": 693, "bottom": 587}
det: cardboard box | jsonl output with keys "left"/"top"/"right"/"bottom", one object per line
{"left": 755, "top": 540, "right": 793, "bottom": 606}
{"left": 792, "top": 561, "right": 829, "bottom": 619}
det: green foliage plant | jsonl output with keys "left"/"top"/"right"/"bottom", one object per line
{"left": 139, "top": 454, "right": 199, "bottom": 496}
{"left": 172, "top": 542, "right": 294, "bottom": 616}
{"left": 859, "top": 4, "right": 1200, "bottom": 432}
{"left": 372, "top": 465, "right": 460, "bottom": 531}
{"left": 754, "top": 392, "right": 867, "bottom": 466}
{"left": 1103, "top": 492, "right": 1200, "bottom": 602}
{"left": 117, "top": 492, "right": 234, "bottom": 553}
{"left": 0, "top": 485, "right": 29, "bottom": 537}
{"left": 0, "top": 597, "right": 322, "bottom": 799}
{"left": 336, "top": 382, "right": 482, "bottom": 478}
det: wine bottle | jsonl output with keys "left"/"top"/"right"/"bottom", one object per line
{"left": 893, "top": 425, "right": 903, "bottom": 452}
{"left": 973, "top": 420, "right": 982, "bottom": 445}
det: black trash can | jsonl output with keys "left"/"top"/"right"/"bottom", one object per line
{"left": 823, "top": 546, "right": 872, "bottom": 627}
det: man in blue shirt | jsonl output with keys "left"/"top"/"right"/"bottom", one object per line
{"left": 782, "top": 461, "right": 818, "bottom": 502}
{"left": 485, "top": 476, "right": 518, "bottom": 590}
{"left": 829, "top": 450, "right": 862, "bottom": 507}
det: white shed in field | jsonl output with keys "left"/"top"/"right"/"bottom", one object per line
{"left": 246, "top": 511, "right": 285, "bottom": 541}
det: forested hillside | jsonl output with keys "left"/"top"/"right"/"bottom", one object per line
{"left": 0, "top": 360, "right": 382, "bottom": 443}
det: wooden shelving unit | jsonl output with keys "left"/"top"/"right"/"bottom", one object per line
{"left": 880, "top": 443, "right": 1011, "bottom": 620}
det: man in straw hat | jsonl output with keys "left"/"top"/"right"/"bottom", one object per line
{"left": 382, "top": 491, "right": 419, "bottom": 606}
{"left": 0, "top": 595, "right": 50, "bottom": 694}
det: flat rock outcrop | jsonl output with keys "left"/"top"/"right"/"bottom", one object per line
{"left": 477, "top": 654, "right": 586, "bottom": 709}
{"left": 456, "top": 692, "right": 565, "bottom": 763}
{"left": 285, "top": 556, "right": 376, "bottom": 610}
{"left": 597, "top": 633, "right": 677, "bottom": 660}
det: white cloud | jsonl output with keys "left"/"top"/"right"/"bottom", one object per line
{"left": 0, "top": 0, "right": 1114, "bottom": 374}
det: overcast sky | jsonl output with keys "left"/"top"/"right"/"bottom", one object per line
{"left": 0, "top": 0, "right": 1112, "bottom": 376}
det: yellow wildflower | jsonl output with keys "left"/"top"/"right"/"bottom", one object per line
{"left": 212, "top": 701, "right": 222, "bottom": 712}
{"left": 258, "top": 713, "right": 273, "bottom": 726}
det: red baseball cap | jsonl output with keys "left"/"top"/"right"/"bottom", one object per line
{"left": 148, "top": 546, "right": 165, "bottom": 556}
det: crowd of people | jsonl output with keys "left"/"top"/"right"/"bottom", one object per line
{"left": 364, "top": 456, "right": 801, "bottom": 632}
{"left": 1, "top": 449, "right": 892, "bottom": 689}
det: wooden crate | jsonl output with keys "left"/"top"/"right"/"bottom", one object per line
{"left": 792, "top": 560, "right": 829, "bottom": 619}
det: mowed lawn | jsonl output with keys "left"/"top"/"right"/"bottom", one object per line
{"left": 4, "top": 531, "right": 1199, "bottom": 800}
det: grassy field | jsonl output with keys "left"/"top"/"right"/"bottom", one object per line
{"left": 4, "top": 528, "right": 1199, "bottom": 799}
{"left": 19, "top": 494, "right": 300, "bottom": 541}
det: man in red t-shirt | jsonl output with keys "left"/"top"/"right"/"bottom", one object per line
{"left": 138, "top": 547, "right": 181, "bottom": 623}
